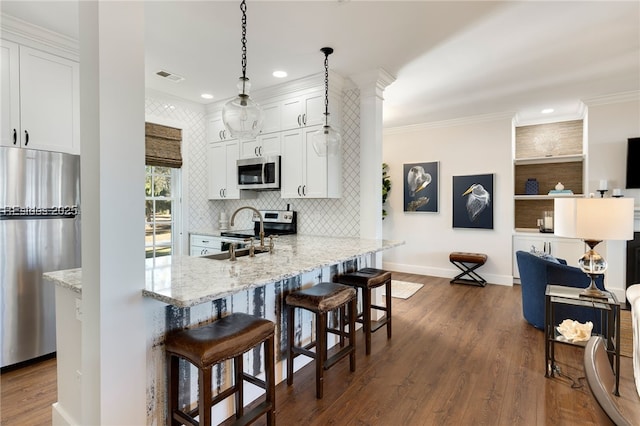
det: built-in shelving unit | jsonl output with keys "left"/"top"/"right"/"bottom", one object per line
{"left": 513, "top": 119, "right": 586, "bottom": 229}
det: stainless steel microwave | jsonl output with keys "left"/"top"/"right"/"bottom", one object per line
{"left": 237, "top": 156, "right": 281, "bottom": 190}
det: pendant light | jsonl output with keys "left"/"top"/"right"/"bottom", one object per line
{"left": 222, "top": 0, "right": 264, "bottom": 140}
{"left": 311, "top": 47, "right": 341, "bottom": 156}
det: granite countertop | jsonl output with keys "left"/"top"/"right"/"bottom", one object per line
{"left": 44, "top": 235, "right": 404, "bottom": 308}
{"left": 43, "top": 268, "right": 83, "bottom": 294}
{"left": 144, "top": 235, "right": 403, "bottom": 307}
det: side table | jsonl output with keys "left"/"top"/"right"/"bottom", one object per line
{"left": 544, "top": 284, "right": 620, "bottom": 396}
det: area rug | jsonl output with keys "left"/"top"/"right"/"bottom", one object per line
{"left": 382, "top": 280, "right": 424, "bottom": 299}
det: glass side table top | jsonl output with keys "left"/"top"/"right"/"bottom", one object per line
{"left": 546, "top": 284, "right": 618, "bottom": 309}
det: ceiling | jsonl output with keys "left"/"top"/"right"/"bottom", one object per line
{"left": 2, "top": 1, "right": 639, "bottom": 128}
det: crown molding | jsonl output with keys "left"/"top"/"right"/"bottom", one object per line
{"left": 583, "top": 90, "right": 640, "bottom": 107}
{"left": 206, "top": 71, "right": 345, "bottom": 115}
{"left": 384, "top": 111, "right": 515, "bottom": 135}
{"left": 1, "top": 13, "right": 78, "bottom": 60}
{"left": 513, "top": 103, "right": 587, "bottom": 127}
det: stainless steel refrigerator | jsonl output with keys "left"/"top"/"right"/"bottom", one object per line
{"left": 1, "top": 146, "right": 81, "bottom": 368}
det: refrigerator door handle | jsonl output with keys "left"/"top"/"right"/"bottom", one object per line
{"left": 24, "top": 130, "right": 29, "bottom": 145}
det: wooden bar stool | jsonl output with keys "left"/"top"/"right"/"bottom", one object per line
{"left": 165, "top": 313, "right": 275, "bottom": 426}
{"left": 335, "top": 268, "right": 392, "bottom": 355}
{"left": 285, "top": 282, "right": 357, "bottom": 399}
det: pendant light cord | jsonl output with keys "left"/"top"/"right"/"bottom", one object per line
{"left": 240, "top": 0, "right": 248, "bottom": 91}
{"left": 322, "top": 48, "right": 331, "bottom": 126}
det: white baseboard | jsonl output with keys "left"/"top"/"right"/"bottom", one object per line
{"left": 52, "top": 402, "right": 78, "bottom": 426}
{"left": 381, "top": 261, "right": 514, "bottom": 286}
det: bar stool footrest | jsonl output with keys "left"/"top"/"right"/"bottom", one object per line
{"left": 233, "top": 401, "right": 274, "bottom": 426}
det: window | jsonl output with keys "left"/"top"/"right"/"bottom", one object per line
{"left": 144, "top": 121, "right": 183, "bottom": 259}
{"left": 145, "top": 165, "right": 180, "bottom": 258}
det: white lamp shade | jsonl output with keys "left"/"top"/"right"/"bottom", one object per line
{"left": 554, "top": 197, "right": 635, "bottom": 241}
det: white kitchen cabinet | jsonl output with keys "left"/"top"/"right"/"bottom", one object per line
{"left": 189, "top": 234, "right": 223, "bottom": 256}
{"left": 208, "top": 140, "right": 239, "bottom": 200}
{"left": 239, "top": 133, "right": 281, "bottom": 159}
{"left": 513, "top": 233, "right": 586, "bottom": 279}
{"left": 207, "top": 140, "right": 255, "bottom": 200}
{"left": 260, "top": 101, "right": 281, "bottom": 134}
{"left": 207, "top": 115, "right": 235, "bottom": 143}
{"left": 280, "top": 91, "right": 325, "bottom": 131}
{"left": 281, "top": 125, "right": 341, "bottom": 199}
{"left": 0, "top": 41, "right": 80, "bottom": 154}
{"left": 1, "top": 40, "right": 20, "bottom": 148}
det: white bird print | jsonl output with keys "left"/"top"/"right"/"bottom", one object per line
{"left": 407, "top": 166, "right": 431, "bottom": 196}
{"left": 462, "top": 183, "right": 490, "bottom": 222}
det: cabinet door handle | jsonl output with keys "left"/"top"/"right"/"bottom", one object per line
{"left": 219, "top": 189, "right": 223, "bottom": 198}
{"left": 303, "top": 185, "right": 307, "bottom": 196}
{"left": 302, "top": 113, "right": 307, "bottom": 125}
{"left": 258, "top": 146, "right": 263, "bottom": 156}
{"left": 13, "top": 129, "right": 17, "bottom": 145}
{"left": 297, "top": 115, "right": 302, "bottom": 126}
{"left": 548, "top": 242, "right": 552, "bottom": 254}
{"left": 254, "top": 146, "right": 259, "bottom": 157}
{"left": 24, "top": 130, "right": 29, "bottom": 145}
{"left": 297, "top": 185, "right": 301, "bottom": 196}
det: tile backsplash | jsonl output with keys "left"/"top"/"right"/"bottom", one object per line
{"left": 146, "top": 87, "right": 361, "bottom": 241}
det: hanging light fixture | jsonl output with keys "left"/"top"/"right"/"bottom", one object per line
{"left": 312, "top": 47, "right": 341, "bottom": 156}
{"left": 222, "top": 0, "right": 264, "bottom": 140}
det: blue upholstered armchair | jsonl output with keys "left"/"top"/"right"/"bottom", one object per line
{"left": 516, "top": 250, "right": 605, "bottom": 331}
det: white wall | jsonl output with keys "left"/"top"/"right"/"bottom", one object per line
{"left": 78, "top": 2, "right": 146, "bottom": 424}
{"left": 382, "top": 115, "right": 514, "bottom": 285}
{"left": 586, "top": 94, "right": 640, "bottom": 297}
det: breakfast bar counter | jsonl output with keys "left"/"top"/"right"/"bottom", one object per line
{"left": 143, "top": 234, "right": 403, "bottom": 307}
{"left": 46, "top": 234, "right": 403, "bottom": 425}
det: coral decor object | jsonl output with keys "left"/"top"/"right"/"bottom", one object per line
{"left": 556, "top": 319, "right": 593, "bottom": 342}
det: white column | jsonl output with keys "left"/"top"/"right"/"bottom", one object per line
{"left": 351, "top": 69, "right": 395, "bottom": 242}
{"left": 79, "top": 2, "right": 146, "bottom": 424}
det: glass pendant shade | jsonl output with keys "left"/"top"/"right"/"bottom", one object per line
{"left": 222, "top": 77, "right": 264, "bottom": 140}
{"left": 312, "top": 116, "right": 341, "bottom": 156}
{"left": 313, "top": 46, "right": 340, "bottom": 157}
{"left": 222, "top": 0, "right": 264, "bottom": 140}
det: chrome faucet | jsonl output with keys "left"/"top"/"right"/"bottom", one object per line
{"left": 230, "top": 206, "right": 266, "bottom": 248}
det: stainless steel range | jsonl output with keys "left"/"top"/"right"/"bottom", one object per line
{"left": 221, "top": 209, "right": 296, "bottom": 240}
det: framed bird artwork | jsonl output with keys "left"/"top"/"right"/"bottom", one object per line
{"left": 403, "top": 161, "right": 439, "bottom": 212}
{"left": 452, "top": 173, "right": 494, "bottom": 229}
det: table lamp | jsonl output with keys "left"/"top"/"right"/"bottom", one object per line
{"left": 554, "top": 197, "right": 634, "bottom": 298}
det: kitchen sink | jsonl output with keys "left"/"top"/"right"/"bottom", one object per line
{"left": 201, "top": 246, "right": 270, "bottom": 261}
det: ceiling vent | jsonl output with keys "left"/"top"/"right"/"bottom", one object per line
{"left": 155, "top": 70, "right": 185, "bottom": 83}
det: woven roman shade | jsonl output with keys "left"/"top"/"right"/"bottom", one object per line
{"left": 145, "top": 122, "right": 182, "bottom": 168}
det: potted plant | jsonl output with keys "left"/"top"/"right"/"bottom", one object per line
{"left": 382, "top": 163, "right": 391, "bottom": 219}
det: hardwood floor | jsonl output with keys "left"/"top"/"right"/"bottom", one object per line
{"left": 2, "top": 273, "right": 639, "bottom": 425}
{"left": 1, "top": 355, "right": 56, "bottom": 426}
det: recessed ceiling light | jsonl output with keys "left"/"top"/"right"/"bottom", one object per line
{"left": 201, "top": 93, "right": 214, "bottom": 100}
{"left": 541, "top": 108, "right": 554, "bottom": 114}
{"left": 273, "top": 70, "right": 287, "bottom": 78}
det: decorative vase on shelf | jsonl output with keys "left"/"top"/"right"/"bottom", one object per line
{"left": 525, "top": 178, "right": 539, "bottom": 195}
{"left": 555, "top": 182, "right": 564, "bottom": 191}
